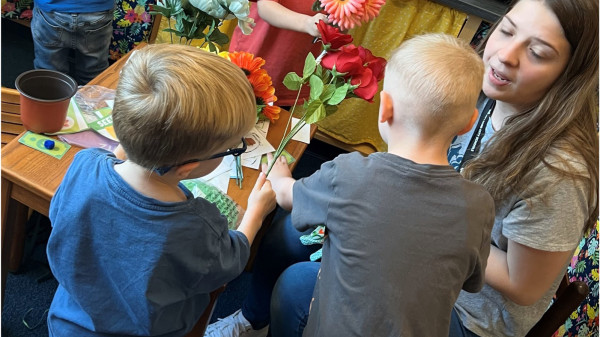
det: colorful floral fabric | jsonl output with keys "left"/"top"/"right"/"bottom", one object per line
{"left": 109, "top": 0, "right": 156, "bottom": 60}
{"left": 554, "top": 222, "right": 599, "bottom": 337}
{"left": 1, "top": 0, "right": 157, "bottom": 60}
{"left": 1, "top": 0, "right": 33, "bottom": 20}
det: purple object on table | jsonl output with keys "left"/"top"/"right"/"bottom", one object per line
{"left": 58, "top": 130, "right": 119, "bottom": 152}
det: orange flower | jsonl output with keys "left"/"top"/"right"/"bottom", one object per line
{"left": 261, "top": 105, "right": 281, "bottom": 122}
{"left": 228, "top": 51, "right": 266, "bottom": 75}
{"left": 248, "top": 69, "right": 273, "bottom": 95}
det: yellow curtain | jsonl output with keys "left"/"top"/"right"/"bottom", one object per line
{"left": 154, "top": 16, "right": 238, "bottom": 50}
{"left": 316, "top": 0, "right": 467, "bottom": 151}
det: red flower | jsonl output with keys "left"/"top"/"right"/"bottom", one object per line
{"left": 316, "top": 20, "right": 353, "bottom": 50}
{"left": 350, "top": 67, "right": 378, "bottom": 101}
{"left": 321, "top": 44, "right": 364, "bottom": 76}
{"left": 320, "top": 44, "right": 386, "bottom": 102}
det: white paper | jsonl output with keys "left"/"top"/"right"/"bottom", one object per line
{"left": 291, "top": 117, "right": 311, "bottom": 144}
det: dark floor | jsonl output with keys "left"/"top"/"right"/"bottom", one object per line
{"left": 1, "top": 18, "right": 347, "bottom": 337}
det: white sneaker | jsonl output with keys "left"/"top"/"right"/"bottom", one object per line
{"left": 204, "top": 309, "right": 268, "bottom": 337}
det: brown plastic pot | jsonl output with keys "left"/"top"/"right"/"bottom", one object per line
{"left": 15, "top": 69, "right": 78, "bottom": 134}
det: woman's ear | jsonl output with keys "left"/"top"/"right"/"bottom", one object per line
{"left": 457, "top": 108, "right": 479, "bottom": 135}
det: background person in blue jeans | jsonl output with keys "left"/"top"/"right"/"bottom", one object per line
{"left": 206, "top": 34, "right": 495, "bottom": 337}
{"left": 32, "top": 0, "right": 114, "bottom": 84}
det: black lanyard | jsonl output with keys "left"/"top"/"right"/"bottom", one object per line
{"left": 458, "top": 99, "right": 496, "bottom": 171}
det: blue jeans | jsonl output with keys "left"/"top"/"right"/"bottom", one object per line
{"left": 448, "top": 308, "right": 480, "bottom": 337}
{"left": 241, "top": 209, "right": 321, "bottom": 336}
{"left": 31, "top": 6, "right": 114, "bottom": 85}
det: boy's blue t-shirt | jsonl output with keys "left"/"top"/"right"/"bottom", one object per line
{"left": 47, "top": 148, "right": 250, "bottom": 336}
{"left": 34, "top": 0, "right": 114, "bottom": 13}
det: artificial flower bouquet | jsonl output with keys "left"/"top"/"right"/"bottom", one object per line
{"left": 151, "top": 0, "right": 254, "bottom": 50}
{"left": 267, "top": 20, "right": 386, "bottom": 174}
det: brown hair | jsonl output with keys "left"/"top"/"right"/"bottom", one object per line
{"left": 466, "top": 0, "right": 599, "bottom": 233}
{"left": 112, "top": 44, "right": 256, "bottom": 169}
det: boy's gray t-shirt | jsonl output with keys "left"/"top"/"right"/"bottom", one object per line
{"left": 292, "top": 152, "right": 495, "bottom": 337}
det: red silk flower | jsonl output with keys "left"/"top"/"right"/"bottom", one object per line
{"left": 321, "top": 44, "right": 386, "bottom": 102}
{"left": 316, "top": 20, "right": 353, "bottom": 50}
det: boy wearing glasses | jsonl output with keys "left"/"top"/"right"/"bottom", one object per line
{"left": 45, "top": 44, "right": 276, "bottom": 336}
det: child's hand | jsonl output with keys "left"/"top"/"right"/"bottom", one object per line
{"left": 263, "top": 153, "right": 292, "bottom": 180}
{"left": 247, "top": 172, "right": 276, "bottom": 221}
{"left": 305, "top": 13, "right": 329, "bottom": 37}
{"left": 262, "top": 153, "right": 295, "bottom": 211}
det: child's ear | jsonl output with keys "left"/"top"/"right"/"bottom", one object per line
{"left": 173, "top": 162, "right": 201, "bottom": 180}
{"left": 379, "top": 91, "right": 394, "bottom": 124}
{"left": 457, "top": 108, "right": 478, "bottom": 135}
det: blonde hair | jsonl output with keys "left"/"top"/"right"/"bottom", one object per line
{"left": 112, "top": 44, "right": 256, "bottom": 169}
{"left": 385, "top": 33, "right": 484, "bottom": 136}
{"left": 466, "top": 0, "right": 599, "bottom": 233}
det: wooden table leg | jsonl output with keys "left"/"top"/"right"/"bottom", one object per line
{"left": 2, "top": 177, "right": 29, "bottom": 273}
{"left": 1, "top": 177, "right": 9, "bottom": 308}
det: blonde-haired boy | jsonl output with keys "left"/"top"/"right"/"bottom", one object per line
{"left": 251, "top": 33, "right": 495, "bottom": 337}
{"left": 46, "top": 44, "right": 276, "bottom": 336}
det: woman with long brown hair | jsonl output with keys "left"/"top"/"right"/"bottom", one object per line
{"left": 448, "top": 0, "right": 598, "bottom": 335}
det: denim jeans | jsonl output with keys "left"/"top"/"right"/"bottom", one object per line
{"left": 270, "top": 261, "right": 319, "bottom": 337}
{"left": 448, "top": 308, "right": 480, "bottom": 337}
{"left": 241, "top": 209, "right": 321, "bottom": 335}
{"left": 31, "top": 6, "right": 114, "bottom": 85}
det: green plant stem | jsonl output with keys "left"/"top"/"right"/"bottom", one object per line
{"left": 266, "top": 82, "right": 305, "bottom": 176}
{"left": 167, "top": 18, "right": 174, "bottom": 44}
{"left": 266, "top": 114, "right": 307, "bottom": 176}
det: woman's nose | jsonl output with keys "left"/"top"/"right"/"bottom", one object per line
{"left": 497, "top": 43, "right": 520, "bottom": 67}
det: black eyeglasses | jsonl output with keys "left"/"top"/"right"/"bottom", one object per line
{"left": 155, "top": 138, "right": 247, "bottom": 175}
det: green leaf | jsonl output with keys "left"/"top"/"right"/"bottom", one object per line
{"left": 309, "top": 75, "right": 324, "bottom": 101}
{"left": 283, "top": 72, "right": 303, "bottom": 90}
{"left": 320, "top": 84, "right": 336, "bottom": 101}
{"left": 328, "top": 83, "right": 349, "bottom": 105}
{"left": 303, "top": 53, "right": 317, "bottom": 80}
{"left": 305, "top": 100, "right": 326, "bottom": 124}
{"left": 208, "top": 28, "right": 230, "bottom": 46}
{"left": 311, "top": 0, "right": 323, "bottom": 12}
{"left": 208, "top": 42, "right": 218, "bottom": 53}
{"left": 150, "top": 5, "right": 172, "bottom": 17}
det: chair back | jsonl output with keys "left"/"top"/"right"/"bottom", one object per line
{"left": 525, "top": 274, "right": 590, "bottom": 337}
{"left": 1, "top": 87, "right": 25, "bottom": 147}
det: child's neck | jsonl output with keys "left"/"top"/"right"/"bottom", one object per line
{"left": 114, "top": 161, "right": 188, "bottom": 202}
{"left": 387, "top": 136, "right": 450, "bottom": 166}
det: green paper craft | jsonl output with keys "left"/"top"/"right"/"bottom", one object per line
{"left": 19, "top": 131, "right": 71, "bottom": 159}
{"left": 181, "top": 179, "right": 241, "bottom": 230}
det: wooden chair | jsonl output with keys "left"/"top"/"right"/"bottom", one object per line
{"left": 525, "top": 274, "right": 590, "bottom": 337}
{"left": 184, "top": 285, "right": 226, "bottom": 337}
{"left": 1, "top": 87, "right": 25, "bottom": 147}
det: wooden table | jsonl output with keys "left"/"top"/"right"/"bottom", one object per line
{"left": 1, "top": 42, "right": 315, "bottom": 304}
